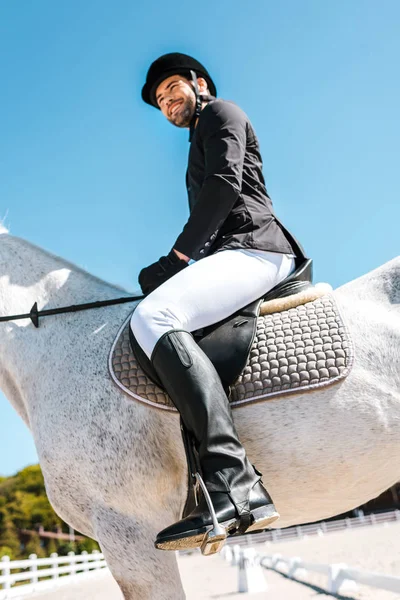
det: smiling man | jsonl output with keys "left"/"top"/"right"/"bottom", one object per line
{"left": 156, "top": 75, "right": 198, "bottom": 129}
{"left": 130, "top": 53, "right": 304, "bottom": 553}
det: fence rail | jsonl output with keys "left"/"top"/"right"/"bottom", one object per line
{"left": 0, "top": 550, "right": 107, "bottom": 599}
{"left": 225, "top": 508, "right": 400, "bottom": 546}
{"left": 261, "top": 552, "right": 400, "bottom": 595}
{"left": 221, "top": 537, "right": 400, "bottom": 597}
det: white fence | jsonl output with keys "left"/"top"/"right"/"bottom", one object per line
{"left": 221, "top": 542, "right": 400, "bottom": 596}
{"left": 262, "top": 552, "right": 400, "bottom": 595}
{"left": 225, "top": 508, "right": 400, "bottom": 546}
{"left": 0, "top": 550, "right": 107, "bottom": 598}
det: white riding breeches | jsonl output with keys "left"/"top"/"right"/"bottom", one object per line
{"left": 130, "top": 249, "right": 295, "bottom": 360}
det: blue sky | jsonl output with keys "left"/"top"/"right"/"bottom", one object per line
{"left": 0, "top": 0, "right": 399, "bottom": 476}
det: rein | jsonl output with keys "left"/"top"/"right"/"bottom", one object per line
{"left": 0, "top": 295, "right": 145, "bottom": 328}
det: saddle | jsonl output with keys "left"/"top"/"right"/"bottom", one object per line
{"left": 129, "top": 258, "right": 314, "bottom": 394}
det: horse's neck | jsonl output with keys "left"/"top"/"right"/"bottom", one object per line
{"left": 0, "top": 234, "right": 125, "bottom": 316}
{"left": 0, "top": 235, "right": 132, "bottom": 422}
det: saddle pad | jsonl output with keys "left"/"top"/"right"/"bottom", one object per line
{"left": 109, "top": 294, "right": 353, "bottom": 411}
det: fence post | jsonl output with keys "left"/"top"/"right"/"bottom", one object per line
{"left": 68, "top": 551, "right": 76, "bottom": 576}
{"left": 328, "top": 563, "right": 348, "bottom": 594}
{"left": 288, "top": 557, "right": 301, "bottom": 578}
{"left": 237, "top": 548, "right": 268, "bottom": 593}
{"left": 1, "top": 556, "right": 11, "bottom": 590}
{"left": 29, "top": 554, "right": 38, "bottom": 588}
{"left": 296, "top": 526, "right": 303, "bottom": 539}
{"left": 92, "top": 550, "right": 101, "bottom": 570}
{"left": 81, "top": 551, "right": 89, "bottom": 573}
{"left": 50, "top": 553, "right": 59, "bottom": 581}
{"left": 272, "top": 553, "right": 282, "bottom": 568}
{"left": 231, "top": 545, "right": 241, "bottom": 567}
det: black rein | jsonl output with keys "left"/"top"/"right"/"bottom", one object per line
{"left": 0, "top": 295, "right": 145, "bottom": 328}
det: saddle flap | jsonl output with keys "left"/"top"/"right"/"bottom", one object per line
{"left": 195, "top": 299, "right": 262, "bottom": 389}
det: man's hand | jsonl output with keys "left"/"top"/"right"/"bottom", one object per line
{"left": 138, "top": 249, "right": 188, "bottom": 295}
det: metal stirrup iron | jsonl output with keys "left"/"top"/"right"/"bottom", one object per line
{"left": 194, "top": 472, "right": 227, "bottom": 556}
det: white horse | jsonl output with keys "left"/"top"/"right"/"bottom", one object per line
{"left": 0, "top": 224, "right": 399, "bottom": 599}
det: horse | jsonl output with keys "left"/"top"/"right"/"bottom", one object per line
{"left": 0, "top": 224, "right": 399, "bottom": 599}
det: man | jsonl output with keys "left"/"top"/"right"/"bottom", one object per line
{"left": 130, "top": 53, "right": 300, "bottom": 552}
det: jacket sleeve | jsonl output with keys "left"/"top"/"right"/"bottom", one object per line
{"left": 174, "top": 101, "right": 247, "bottom": 261}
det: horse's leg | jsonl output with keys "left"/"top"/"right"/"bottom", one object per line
{"left": 93, "top": 507, "right": 185, "bottom": 600}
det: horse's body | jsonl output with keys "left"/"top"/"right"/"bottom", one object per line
{"left": 1, "top": 227, "right": 399, "bottom": 599}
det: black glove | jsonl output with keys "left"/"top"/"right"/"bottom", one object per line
{"left": 138, "top": 250, "right": 188, "bottom": 295}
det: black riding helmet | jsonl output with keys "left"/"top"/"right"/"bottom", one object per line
{"left": 142, "top": 52, "right": 217, "bottom": 108}
{"left": 141, "top": 52, "right": 217, "bottom": 141}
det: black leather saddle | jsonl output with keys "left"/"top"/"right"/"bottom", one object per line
{"left": 129, "top": 256, "right": 313, "bottom": 392}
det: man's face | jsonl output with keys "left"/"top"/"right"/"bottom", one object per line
{"left": 155, "top": 75, "right": 205, "bottom": 128}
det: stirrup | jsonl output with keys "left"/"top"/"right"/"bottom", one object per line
{"left": 194, "top": 473, "right": 227, "bottom": 556}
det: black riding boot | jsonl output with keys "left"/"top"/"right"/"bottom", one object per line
{"left": 151, "top": 330, "right": 279, "bottom": 553}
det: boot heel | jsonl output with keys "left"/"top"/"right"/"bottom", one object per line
{"left": 246, "top": 504, "right": 280, "bottom": 533}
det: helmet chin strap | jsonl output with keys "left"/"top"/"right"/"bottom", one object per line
{"left": 189, "top": 69, "right": 211, "bottom": 142}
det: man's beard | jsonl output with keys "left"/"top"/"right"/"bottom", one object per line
{"left": 169, "top": 95, "right": 195, "bottom": 128}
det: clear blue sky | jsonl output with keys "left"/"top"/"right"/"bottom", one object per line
{"left": 0, "top": 0, "right": 399, "bottom": 476}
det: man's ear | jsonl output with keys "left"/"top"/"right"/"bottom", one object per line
{"left": 197, "top": 77, "right": 209, "bottom": 94}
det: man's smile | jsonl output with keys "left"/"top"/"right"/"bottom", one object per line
{"left": 169, "top": 100, "right": 183, "bottom": 117}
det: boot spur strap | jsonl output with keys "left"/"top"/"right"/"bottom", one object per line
{"left": 237, "top": 512, "right": 253, "bottom": 534}
{"left": 229, "top": 495, "right": 253, "bottom": 534}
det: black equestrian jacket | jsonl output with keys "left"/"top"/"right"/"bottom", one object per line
{"left": 173, "top": 98, "right": 296, "bottom": 261}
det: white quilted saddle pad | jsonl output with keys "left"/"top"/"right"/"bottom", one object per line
{"left": 109, "top": 293, "right": 353, "bottom": 412}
